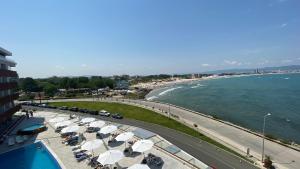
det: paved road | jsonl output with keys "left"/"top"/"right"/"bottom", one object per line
{"left": 25, "top": 105, "right": 259, "bottom": 169}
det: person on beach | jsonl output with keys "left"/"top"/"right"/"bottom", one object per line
{"left": 26, "top": 111, "right": 30, "bottom": 119}
{"left": 30, "top": 110, "right": 33, "bottom": 117}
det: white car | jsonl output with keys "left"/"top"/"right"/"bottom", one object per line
{"left": 99, "top": 110, "right": 110, "bottom": 117}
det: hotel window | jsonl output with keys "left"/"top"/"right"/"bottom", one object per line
{"left": 0, "top": 63, "right": 7, "bottom": 70}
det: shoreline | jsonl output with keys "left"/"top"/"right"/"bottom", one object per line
{"left": 141, "top": 72, "right": 300, "bottom": 97}
{"left": 144, "top": 72, "right": 300, "bottom": 145}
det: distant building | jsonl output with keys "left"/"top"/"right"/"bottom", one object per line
{"left": 255, "top": 69, "right": 260, "bottom": 74}
{"left": 0, "top": 47, "right": 20, "bottom": 124}
{"left": 115, "top": 80, "right": 129, "bottom": 90}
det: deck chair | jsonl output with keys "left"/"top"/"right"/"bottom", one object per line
{"left": 8, "top": 137, "right": 15, "bottom": 146}
{"left": 16, "top": 136, "right": 24, "bottom": 144}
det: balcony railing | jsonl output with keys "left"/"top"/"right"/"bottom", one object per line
{"left": 0, "top": 82, "right": 18, "bottom": 90}
{"left": 0, "top": 104, "right": 21, "bottom": 123}
{"left": 0, "top": 69, "right": 18, "bottom": 77}
{"left": 0, "top": 93, "right": 19, "bottom": 106}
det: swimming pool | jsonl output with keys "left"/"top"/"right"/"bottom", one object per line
{"left": 0, "top": 141, "right": 62, "bottom": 169}
{"left": 18, "top": 124, "right": 47, "bottom": 135}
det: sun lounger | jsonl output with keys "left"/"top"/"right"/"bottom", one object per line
{"left": 73, "top": 149, "right": 87, "bottom": 155}
{"left": 23, "top": 135, "right": 29, "bottom": 141}
{"left": 72, "top": 140, "right": 86, "bottom": 150}
{"left": 8, "top": 137, "right": 15, "bottom": 146}
{"left": 76, "top": 152, "right": 92, "bottom": 162}
{"left": 87, "top": 156, "right": 99, "bottom": 167}
{"left": 16, "top": 136, "right": 24, "bottom": 144}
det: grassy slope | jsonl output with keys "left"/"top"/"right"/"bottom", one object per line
{"left": 50, "top": 101, "right": 246, "bottom": 159}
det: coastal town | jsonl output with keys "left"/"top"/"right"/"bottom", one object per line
{"left": 1, "top": 1, "right": 300, "bottom": 169}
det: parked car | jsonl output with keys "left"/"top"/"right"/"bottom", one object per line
{"left": 21, "top": 102, "right": 31, "bottom": 106}
{"left": 112, "top": 113, "right": 123, "bottom": 119}
{"left": 79, "top": 108, "right": 89, "bottom": 113}
{"left": 48, "top": 106, "right": 57, "bottom": 109}
{"left": 99, "top": 110, "right": 110, "bottom": 117}
{"left": 70, "top": 107, "right": 78, "bottom": 112}
{"left": 59, "top": 106, "right": 68, "bottom": 110}
{"left": 88, "top": 110, "right": 98, "bottom": 115}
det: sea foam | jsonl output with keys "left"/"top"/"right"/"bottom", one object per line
{"left": 158, "top": 87, "right": 182, "bottom": 96}
{"left": 191, "top": 84, "right": 205, "bottom": 89}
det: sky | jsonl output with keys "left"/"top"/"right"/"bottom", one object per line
{"left": 0, "top": 0, "right": 300, "bottom": 78}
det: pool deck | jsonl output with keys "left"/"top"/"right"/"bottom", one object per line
{"left": 0, "top": 111, "right": 208, "bottom": 169}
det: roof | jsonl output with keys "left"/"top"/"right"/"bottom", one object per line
{"left": 0, "top": 47, "right": 12, "bottom": 56}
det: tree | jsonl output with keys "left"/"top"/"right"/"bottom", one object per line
{"left": 21, "top": 77, "right": 41, "bottom": 92}
{"left": 68, "top": 78, "right": 78, "bottom": 89}
{"left": 42, "top": 83, "right": 58, "bottom": 97}
{"left": 59, "top": 77, "right": 70, "bottom": 89}
{"left": 104, "top": 78, "right": 115, "bottom": 89}
{"left": 78, "top": 77, "right": 89, "bottom": 83}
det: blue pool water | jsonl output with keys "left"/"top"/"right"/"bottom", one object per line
{"left": 22, "top": 124, "right": 45, "bottom": 131}
{"left": 0, "top": 142, "right": 62, "bottom": 169}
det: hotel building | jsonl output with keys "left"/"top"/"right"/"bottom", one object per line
{"left": 0, "top": 47, "right": 20, "bottom": 124}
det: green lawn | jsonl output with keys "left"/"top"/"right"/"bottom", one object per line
{"left": 49, "top": 101, "right": 247, "bottom": 159}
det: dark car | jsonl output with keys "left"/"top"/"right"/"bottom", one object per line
{"left": 112, "top": 113, "right": 123, "bottom": 119}
{"left": 59, "top": 106, "right": 68, "bottom": 110}
{"left": 79, "top": 108, "right": 89, "bottom": 113}
{"left": 49, "top": 106, "right": 57, "bottom": 109}
{"left": 21, "top": 102, "right": 30, "bottom": 106}
{"left": 88, "top": 110, "right": 98, "bottom": 115}
{"left": 70, "top": 107, "right": 78, "bottom": 112}
{"left": 31, "top": 103, "right": 39, "bottom": 107}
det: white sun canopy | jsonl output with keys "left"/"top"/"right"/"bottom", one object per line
{"left": 55, "top": 120, "right": 72, "bottom": 128}
{"left": 89, "top": 121, "right": 105, "bottom": 128}
{"left": 132, "top": 140, "right": 154, "bottom": 153}
{"left": 128, "top": 164, "right": 150, "bottom": 169}
{"left": 49, "top": 117, "right": 65, "bottom": 123}
{"left": 61, "top": 125, "right": 79, "bottom": 134}
{"left": 81, "top": 139, "right": 103, "bottom": 151}
{"left": 99, "top": 125, "right": 117, "bottom": 134}
{"left": 80, "top": 117, "right": 96, "bottom": 123}
{"left": 97, "top": 150, "right": 124, "bottom": 165}
{"left": 115, "top": 132, "right": 134, "bottom": 142}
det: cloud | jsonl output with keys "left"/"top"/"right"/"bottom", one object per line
{"left": 258, "top": 60, "right": 269, "bottom": 65}
{"left": 201, "top": 63, "right": 211, "bottom": 67}
{"left": 281, "top": 59, "right": 292, "bottom": 63}
{"left": 297, "top": 57, "right": 300, "bottom": 60}
{"left": 55, "top": 65, "right": 65, "bottom": 70}
{"left": 81, "top": 64, "right": 87, "bottom": 68}
{"left": 224, "top": 60, "right": 242, "bottom": 66}
{"left": 281, "top": 23, "right": 288, "bottom": 28}
{"left": 269, "top": 0, "right": 287, "bottom": 7}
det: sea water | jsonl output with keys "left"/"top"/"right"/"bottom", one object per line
{"left": 146, "top": 73, "right": 300, "bottom": 143}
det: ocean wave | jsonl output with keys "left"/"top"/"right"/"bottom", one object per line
{"left": 284, "top": 77, "right": 290, "bottom": 80}
{"left": 158, "top": 87, "right": 182, "bottom": 96}
{"left": 146, "top": 96, "right": 158, "bottom": 101}
{"left": 191, "top": 84, "right": 206, "bottom": 89}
